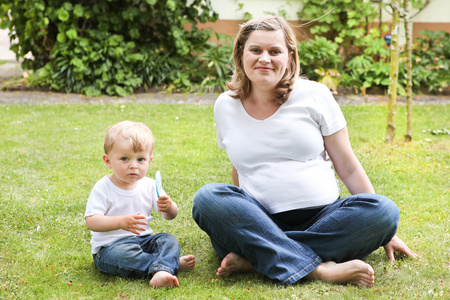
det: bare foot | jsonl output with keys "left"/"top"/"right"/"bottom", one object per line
{"left": 179, "top": 255, "right": 195, "bottom": 271}
{"left": 306, "top": 260, "right": 375, "bottom": 287}
{"left": 149, "top": 271, "right": 179, "bottom": 288}
{"left": 216, "top": 252, "right": 255, "bottom": 277}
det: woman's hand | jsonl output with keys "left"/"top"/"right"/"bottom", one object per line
{"left": 384, "top": 235, "right": 418, "bottom": 263}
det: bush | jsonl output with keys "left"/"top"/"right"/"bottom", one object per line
{"left": 297, "top": 36, "right": 341, "bottom": 81}
{"left": 410, "top": 30, "right": 450, "bottom": 93}
{"left": 197, "top": 33, "right": 234, "bottom": 93}
{"left": 0, "top": 0, "right": 218, "bottom": 96}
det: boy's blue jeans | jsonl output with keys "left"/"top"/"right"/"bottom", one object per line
{"left": 93, "top": 233, "right": 181, "bottom": 278}
{"left": 192, "top": 183, "right": 399, "bottom": 286}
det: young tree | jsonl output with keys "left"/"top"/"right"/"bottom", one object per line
{"left": 403, "top": 0, "right": 413, "bottom": 142}
{"left": 386, "top": 0, "right": 401, "bottom": 143}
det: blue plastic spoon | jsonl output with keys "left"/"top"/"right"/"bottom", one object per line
{"left": 155, "top": 170, "right": 165, "bottom": 223}
{"left": 155, "top": 170, "right": 163, "bottom": 197}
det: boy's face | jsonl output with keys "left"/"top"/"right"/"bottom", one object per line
{"left": 103, "top": 138, "right": 153, "bottom": 190}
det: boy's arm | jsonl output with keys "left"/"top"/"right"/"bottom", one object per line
{"left": 85, "top": 213, "right": 147, "bottom": 235}
{"left": 157, "top": 195, "right": 178, "bottom": 220}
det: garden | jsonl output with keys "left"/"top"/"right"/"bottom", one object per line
{"left": 0, "top": 0, "right": 449, "bottom": 96}
{"left": 0, "top": 0, "right": 449, "bottom": 298}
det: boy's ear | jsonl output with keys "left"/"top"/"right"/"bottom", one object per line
{"left": 103, "top": 154, "right": 112, "bottom": 169}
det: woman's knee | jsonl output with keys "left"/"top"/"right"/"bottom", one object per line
{"left": 358, "top": 193, "right": 400, "bottom": 232}
{"left": 193, "top": 183, "right": 227, "bottom": 221}
{"left": 375, "top": 194, "right": 399, "bottom": 225}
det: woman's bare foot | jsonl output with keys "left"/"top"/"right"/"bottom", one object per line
{"left": 216, "top": 252, "right": 255, "bottom": 277}
{"left": 179, "top": 255, "right": 195, "bottom": 271}
{"left": 149, "top": 271, "right": 179, "bottom": 288}
{"left": 306, "top": 260, "right": 375, "bottom": 287}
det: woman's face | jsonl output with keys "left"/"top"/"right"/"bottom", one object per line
{"left": 242, "top": 29, "right": 290, "bottom": 90}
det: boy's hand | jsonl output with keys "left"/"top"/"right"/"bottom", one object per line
{"left": 157, "top": 195, "right": 172, "bottom": 212}
{"left": 119, "top": 213, "right": 147, "bottom": 235}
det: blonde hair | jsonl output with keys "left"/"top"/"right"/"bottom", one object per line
{"left": 227, "top": 15, "right": 300, "bottom": 105}
{"left": 104, "top": 121, "right": 154, "bottom": 154}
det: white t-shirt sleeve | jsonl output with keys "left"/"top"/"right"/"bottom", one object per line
{"left": 85, "top": 179, "right": 109, "bottom": 218}
{"left": 305, "top": 81, "right": 347, "bottom": 136}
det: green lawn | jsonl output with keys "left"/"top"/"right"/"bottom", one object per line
{"left": 0, "top": 102, "right": 448, "bottom": 299}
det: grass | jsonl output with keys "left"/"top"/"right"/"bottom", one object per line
{"left": 0, "top": 101, "right": 448, "bottom": 299}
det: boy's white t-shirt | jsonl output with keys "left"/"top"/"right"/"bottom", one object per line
{"left": 214, "top": 79, "right": 347, "bottom": 214}
{"left": 85, "top": 175, "right": 159, "bottom": 254}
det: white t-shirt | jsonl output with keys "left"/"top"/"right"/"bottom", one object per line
{"left": 85, "top": 175, "right": 159, "bottom": 254}
{"left": 214, "top": 79, "right": 347, "bottom": 214}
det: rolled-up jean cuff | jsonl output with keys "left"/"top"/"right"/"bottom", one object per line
{"left": 282, "top": 256, "right": 322, "bottom": 286}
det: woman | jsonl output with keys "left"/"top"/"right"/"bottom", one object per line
{"left": 192, "top": 15, "right": 417, "bottom": 287}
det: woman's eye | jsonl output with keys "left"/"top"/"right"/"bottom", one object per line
{"left": 250, "top": 48, "right": 260, "bottom": 53}
{"left": 270, "top": 50, "right": 281, "bottom": 55}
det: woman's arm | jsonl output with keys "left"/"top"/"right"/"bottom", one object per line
{"left": 323, "top": 127, "right": 374, "bottom": 194}
{"left": 325, "top": 127, "right": 418, "bottom": 261}
{"left": 232, "top": 166, "right": 239, "bottom": 187}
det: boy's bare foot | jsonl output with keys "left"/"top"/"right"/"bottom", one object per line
{"left": 149, "top": 271, "right": 179, "bottom": 288}
{"left": 216, "top": 252, "right": 255, "bottom": 277}
{"left": 179, "top": 255, "right": 195, "bottom": 271}
{"left": 306, "top": 260, "right": 375, "bottom": 287}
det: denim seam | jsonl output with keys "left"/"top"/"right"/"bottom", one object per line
{"left": 281, "top": 256, "right": 322, "bottom": 286}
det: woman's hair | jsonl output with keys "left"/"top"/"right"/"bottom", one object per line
{"left": 227, "top": 15, "right": 300, "bottom": 104}
{"left": 104, "top": 121, "right": 154, "bottom": 154}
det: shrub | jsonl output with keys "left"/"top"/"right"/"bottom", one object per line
{"left": 197, "top": 33, "right": 234, "bottom": 93}
{"left": 0, "top": 0, "right": 218, "bottom": 96}
{"left": 410, "top": 30, "right": 450, "bottom": 93}
{"left": 297, "top": 36, "right": 341, "bottom": 81}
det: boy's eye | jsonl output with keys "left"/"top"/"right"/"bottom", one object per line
{"left": 138, "top": 158, "right": 146, "bottom": 162}
{"left": 120, "top": 157, "right": 129, "bottom": 161}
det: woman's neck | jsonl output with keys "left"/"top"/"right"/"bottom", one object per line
{"left": 242, "top": 89, "right": 281, "bottom": 120}
{"left": 247, "top": 87, "right": 275, "bottom": 105}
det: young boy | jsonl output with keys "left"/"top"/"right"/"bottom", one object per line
{"left": 85, "top": 121, "right": 195, "bottom": 288}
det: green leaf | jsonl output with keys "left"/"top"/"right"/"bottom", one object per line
{"left": 66, "top": 29, "right": 77, "bottom": 40}
{"left": 115, "top": 86, "right": 128, "bottom": 97}
{"left": 57, "top": 33, "right": 67, "bottom": 43}
{"left": 129, "top": 28, "right": 140, "bottom": 39}
{"left": 74, "top": 5, "right": 84, "bottom": 18}
{"left": 57, "top": 8, "right": 70, "bottom": 22}
{"left": 166, "top": 0, "right": 176, "bottom": 11}
{"left": 70, "top": 57, "right": 83, "bottom": 68}
{"left": 84, "top": 86, "right": 102, "bottom": 97}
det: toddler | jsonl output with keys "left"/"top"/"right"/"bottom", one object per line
{"left": 85, "top": 121, "right": 195, "bottom": 288}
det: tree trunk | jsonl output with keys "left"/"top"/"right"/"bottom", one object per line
{"left": 386, "top": 1, "right": 401, "bottom": 142}
{"left": 404, "top": 0, "right": 413, "bottom": 142}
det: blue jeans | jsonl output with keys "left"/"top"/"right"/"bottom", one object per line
{"left": 192, "top": 183, "right": 399, "bottom": 286}
{"left": 93, "top": 233, "right": 181, "bottom": 278}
